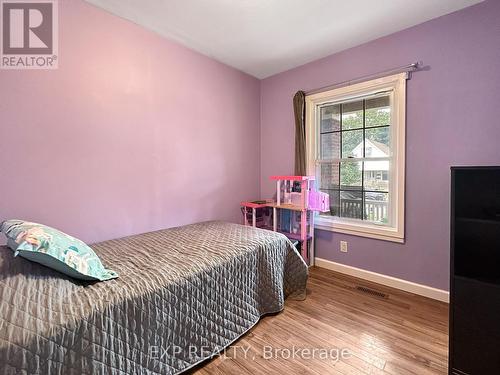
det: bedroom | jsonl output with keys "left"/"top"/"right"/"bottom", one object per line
{"left": 0, "top": 0, "right": 499, "bottom": 374}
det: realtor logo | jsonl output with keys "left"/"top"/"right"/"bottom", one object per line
{"left": 1, "top": 0, "right": 58, "bottom": 69}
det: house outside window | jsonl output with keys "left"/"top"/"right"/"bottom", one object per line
{"left": 306, "top": 73, "right": 406, "bottom": 243}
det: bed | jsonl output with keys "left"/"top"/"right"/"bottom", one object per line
{"left": 0, "top": 221, "right": 308, "bottom": 374}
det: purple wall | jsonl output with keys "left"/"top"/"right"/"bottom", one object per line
{"left": 260, "top": 0, "right": 500, "bottom": 290}
{"left": 0, "top": 0, "right": 260, "bottom": 244}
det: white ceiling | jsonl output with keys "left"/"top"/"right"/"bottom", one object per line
{"left": 84, "top": 0, "right": 483, "bottom": 79}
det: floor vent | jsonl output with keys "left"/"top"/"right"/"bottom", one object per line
{"left": 355, "top": 286, "right": 388, "bottom": 299}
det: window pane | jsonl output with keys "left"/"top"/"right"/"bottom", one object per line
{"left": 364, "top": 192, "right": 389, "bottom": 223}
{"left": 320, "top": 105, "right": 340, "bottom": 132}
{"left": 320, "top": 189, "right": 340, "bottom": 217}
{"left": 366, "top": 96, "right": 391, "bottom": 128}
{"left": 320, "top": 132, "right": 340, "bottom": 159}
{"left": 342, "top": 100, "right": 363, "bottom": 130}
{"left": 340, "top": 161, "right": 362, "bottom": 190}
{"left": 340, "top": 190, "right": 363, "bottom": 219}
{"left": 342, "top": 129, "right": 363, "bottom": 158}
{"left": 364, "top": 161, "right": 390, "bottom": 192}
{"left": 365, "top": 127, "right": 390, "bottom": 158}
{"left": 320, "top": 162, "right": 339, "bottom": 189}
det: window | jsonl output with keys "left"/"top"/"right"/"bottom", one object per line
{"left": 306, "top": 73, "right": 406, "bottom": 242}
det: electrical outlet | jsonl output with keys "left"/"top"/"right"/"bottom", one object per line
{"left": 340, "top": 241, "right": 348, "bottom": 253}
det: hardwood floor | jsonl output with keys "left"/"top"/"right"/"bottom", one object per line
{"left": 191, "top": 266, "right": 449, "bottom": 375}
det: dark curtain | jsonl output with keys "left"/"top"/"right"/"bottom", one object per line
{"left": 293, "top": 90, "right": 306, "bottom": 176}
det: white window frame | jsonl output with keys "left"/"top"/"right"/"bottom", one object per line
{"left": 306, "top": 73, "right": 406, "bottom": 243}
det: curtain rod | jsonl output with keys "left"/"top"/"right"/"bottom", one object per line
{"left": 305, "top": 61, "right": 423, "bottom": 96}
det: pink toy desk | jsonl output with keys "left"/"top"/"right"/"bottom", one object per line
{"left": 240, "top": 176, "right": 329, "bottom": 266}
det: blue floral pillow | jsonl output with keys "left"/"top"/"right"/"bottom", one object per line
{"left": 0, "top": 220, "right": 118, "bottom": 281}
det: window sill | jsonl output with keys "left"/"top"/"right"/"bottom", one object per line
{"left": 315, "top": 217, "right": 404, "bottom": 243}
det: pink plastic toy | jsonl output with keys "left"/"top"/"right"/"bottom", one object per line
{"left": 240, "top": 176, "right": 329, "bottom": 266}
{"left": 308, "top": 190, "right": 330, "bottom": 212}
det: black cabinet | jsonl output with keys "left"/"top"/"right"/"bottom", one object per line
{"left": 450, "top": 167, "right": 500, "bottom": 375}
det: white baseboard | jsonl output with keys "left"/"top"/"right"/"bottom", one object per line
{"left": 314, "top": 257, "right": 449, "bottom": 303}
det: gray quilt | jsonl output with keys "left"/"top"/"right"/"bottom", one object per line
{"left": 0, "top": 221, "right": 308, "bottom": 374}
